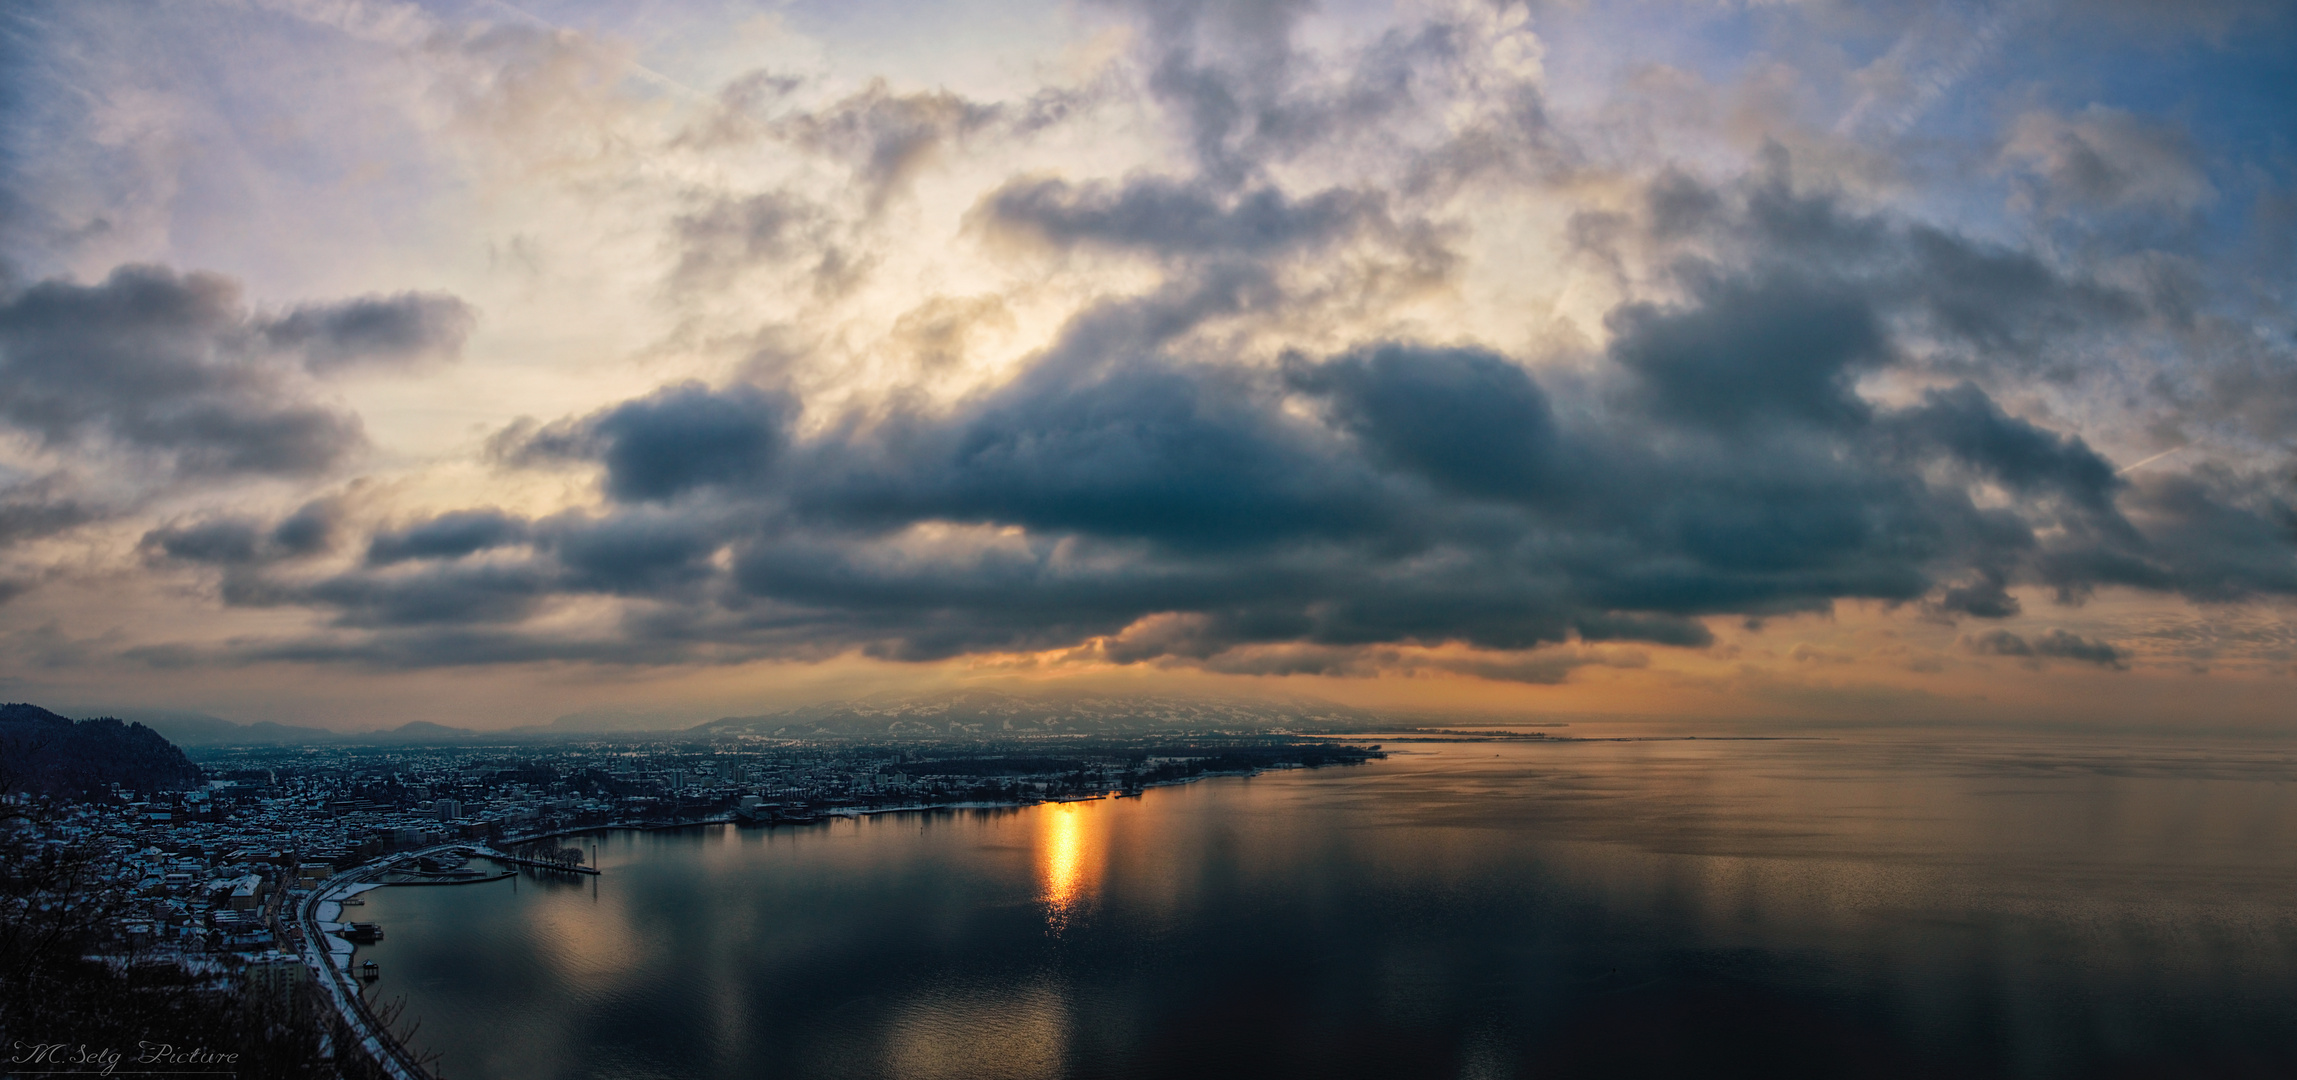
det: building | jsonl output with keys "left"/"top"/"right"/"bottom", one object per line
{"left": 239, "top": 951, "right": 310, "bottom": 1010}
{"left": 223, "top": 873, "right": 265, "bottom": 911}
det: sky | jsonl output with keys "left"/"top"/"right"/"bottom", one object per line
{"left": 0, "top": 0, "right": 2292, "bottom": 731}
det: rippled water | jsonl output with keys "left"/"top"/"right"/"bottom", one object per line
{"left": 353, "top": 733, "right": 2297, "bottom": 1079}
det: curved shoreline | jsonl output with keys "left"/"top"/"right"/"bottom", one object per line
{"left": 301, "top": 856, "right": 460, "bottom": 1080}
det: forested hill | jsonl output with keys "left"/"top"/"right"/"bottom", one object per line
{"left": 0, "top": 703, "right": 202, "bottom": 800}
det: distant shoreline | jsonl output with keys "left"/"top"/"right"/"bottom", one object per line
{"left": 493, "top": 759, "right": 1324, "bottom": 847}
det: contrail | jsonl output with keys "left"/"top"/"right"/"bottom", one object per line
{"left": 2114, "top": 445, "right": 2190, "bottom": 476}
{"left": 1836, "top": 0, "right": 2049, "bottom": 138}
{"left": 480, "top": 0, "right": 708, "bottom": 101}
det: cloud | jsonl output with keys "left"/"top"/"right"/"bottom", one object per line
{"left": 1116, "top": 0, "right": 1562, "bottom": 192}
{"left": 262, "top": 291, "right": 477, "bottom": 373}
{"left": 979, "top": 176, "right": 1391, "bottom": 260}
{"left": 669, "top": 191, "right": 833, "bottom": 288}
{"left": 141, "top": 492, "right": 354, "bottom": 567}
{"left": 14, "top": 0, "right": 2296, "bottom": 700}
{"left": 0, "top": 262, "right": 465, "bottom": 573}
{"left": 2053, "top": 468, "right": 2297, "bottom": 603}
{"left": 1932, "top": 569, "right": 2021, "bottom": 619}
{"left": 774, "top": 80, "right": 1004, "bottom": 214}
{"left": 1884, "top": 382, "right": 2122, "bottom": 512}
{"left": 151, "top": 164, "right": 2293, "bottom": 674}
{"left": 1962, "top": 627, "right": 2127, "bottom": 669}
{"left": 2001, "top": 107, "right": 2217, "bottom": 214}
{"left": 1282, "top": 343, "right": 1561, "bottom": 501}
{"left": 0, "top": 265, "right": 481, "bottom": 486}
{"left": 142, "top": 518, "right": 268, "bottom": 566}
{"left": 366, "top": 509, "right": 529, "bottom": 565}
{"left": 0, "top": 266, "right": 365, "bottom": 477}
{"left": 1607, "top": 270, "right": 1888, "bottom": 433}
{"left": 0, "top": 476, "right": 102, "bottom": 551}
{"left": 539, "top": 509, "right": 722, "bottom": 594}
{"left": 496, "top": 381, "right": 798, "bottom": 503}
{"left": 887, "top": 295, "right": 1016, "bottom": 371}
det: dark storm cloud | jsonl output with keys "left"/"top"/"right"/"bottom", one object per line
{"left": 303, "top": 562, "right": 559, "bottom": 628}
{"left": 0, "top": 266, "right": 363, "bottom": 477}
{"left": 325, "top": 170, "right": 2261, "bottom": 671}
{"left": 112, "top": 1, "right": 2296, "bottom": 678}
{"left": 1883, "top": 383, "right": 2122, "bottom": 512}
{"left": 271, "top": 494, "right": 351, "bottom": 556}
{"left": 496, "top": 381, "right": 796, "bottom": 503}
{"left": 366, "top": 509, "right": 528, "bottom": 565}
{"left": 1607, "top": 272, "right": 1888, "bottom": 433}
{"left": 1282, "top": 344, "right": 1561, "bottom": 502}
{"left": 176, "top": 168, "right": 2297, "bottom": 672}
{"left": 539, "top": 510, "right": 722, "bottom": 594}
{"left": 1900, "top": 227, "right": 2139, "bottom": 359}
{"left": 141, "top": 494, "right": 353, "bottom": 567}
{"left": 262, "top": 291, "right": 477, "bottom": 372}
{"left": 0, "top": 265, "right": 479, "bottom": 515}
{"left": 1601, "top": 165, "right": 2144, "bottom": 375}
{"left": 785, "top": 346, "right": 1382, "bottom": 552}
{"left": 143, "top": 518, "right": 266, "bottom": 566}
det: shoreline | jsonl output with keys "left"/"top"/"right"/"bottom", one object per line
{"left": 303, "top": 757, "right": 1368, "bottom": 1077}
{"left": 494, "top": 760, "right": 1308, "bottom": 846}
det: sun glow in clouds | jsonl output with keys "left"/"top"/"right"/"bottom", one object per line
{"left": 0, "top": 0, "right": 2291, "bottom": 728}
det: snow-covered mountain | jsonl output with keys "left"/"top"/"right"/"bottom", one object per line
{"left": 694, "top": 689, "right": 1389, "bottom": 738}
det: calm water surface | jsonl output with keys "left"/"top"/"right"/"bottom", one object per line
{"left": 354, "top": 734, "right": 2297, "bottom": 1079}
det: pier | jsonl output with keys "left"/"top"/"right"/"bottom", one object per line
{"left": 463, "top": 844, "right": 601, "bottom": 874}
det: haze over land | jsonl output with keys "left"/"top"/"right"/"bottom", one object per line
{"left": 0, "top": 0, "right": 2292, "bottom": 731}
{"left": 101, "top": 689, "right": 1395, "bottom": 745}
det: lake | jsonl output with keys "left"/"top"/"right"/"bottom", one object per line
{"left": 351, "top": 732, "right": 2297, "bottom": 1079}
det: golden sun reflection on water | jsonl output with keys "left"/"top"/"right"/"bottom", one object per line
{"left": 1038, "top": 801, "right": 1106, "bottom": 932}
{"left": 521, "top": 875, "right": 646, "bottom": 982}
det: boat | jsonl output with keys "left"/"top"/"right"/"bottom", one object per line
{"left": 343, "top": 922, "right": 384, "bottom": 943}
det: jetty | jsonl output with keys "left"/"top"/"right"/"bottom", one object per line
{"left": 463, "top": 844, "right": 600, "bottom": 875}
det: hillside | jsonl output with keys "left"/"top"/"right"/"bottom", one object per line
{"left": 0, "top": 703, "right": 202, "bottom": 799}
